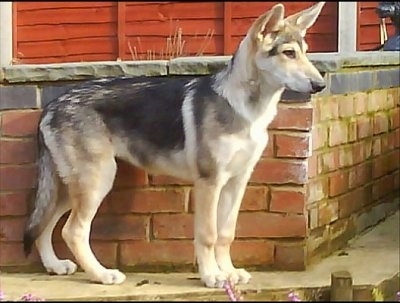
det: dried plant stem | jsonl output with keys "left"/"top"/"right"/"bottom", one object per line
{"left": 127, "top": 20, "right": 215, "bottom": 61}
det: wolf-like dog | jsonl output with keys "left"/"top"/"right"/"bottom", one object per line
{"left": 24, "top": 2, "right": 326, "bottom": 288}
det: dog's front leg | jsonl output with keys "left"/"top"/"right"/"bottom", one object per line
{"left": 215, "top": 171, "right": 253, "bottom": 285}
{"left": 193, "top": 178, "right": 228, "bottom": 288}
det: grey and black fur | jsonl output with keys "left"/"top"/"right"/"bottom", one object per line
{"left": 24, "top": 2, "right": 326, "bottom": 288}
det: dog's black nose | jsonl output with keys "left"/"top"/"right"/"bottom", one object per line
{"left": 311, "top": 81, "right": 326, "bottom": 93}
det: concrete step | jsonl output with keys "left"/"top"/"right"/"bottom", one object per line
{"left": 0, "top": 211, "right": 398, "bottom": 301}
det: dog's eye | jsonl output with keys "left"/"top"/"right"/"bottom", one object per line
{"left": 282, "top": 50, "right": 296, "bottom": 59}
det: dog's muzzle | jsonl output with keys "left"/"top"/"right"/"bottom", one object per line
{"left": 311, "top": 80, "right": 326, "bottom": 94}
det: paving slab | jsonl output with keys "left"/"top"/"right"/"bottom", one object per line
{"left": 0, "top": 211, "right": 398, "bottom": 301}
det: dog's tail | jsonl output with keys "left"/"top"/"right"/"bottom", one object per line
{"left": 23, "top": 128, "right": 59, "bottom": 256}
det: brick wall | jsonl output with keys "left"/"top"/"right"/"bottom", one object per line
{"left": 0, "top": 54, "right": 399, "bottom": 273}
{"left": 306, "top": 87, "right": 400, "bottom": 263}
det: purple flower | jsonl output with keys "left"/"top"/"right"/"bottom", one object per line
{"left": 223, "top": 279, "right": 243, "bottom": 301}
{"left": 396, "top": 291, "right": 400, "bottom": 302}
{"left": 0, "top": 290, "right": 5, "bottom": 301}
{"left": 20, "top": 293, "right": 45, "bottom": 301}
{"left": 223, "top": 280, "right": 238, "bottom": 301}
{"left": 288, "top": 291, "right": 302, "bottom": 302}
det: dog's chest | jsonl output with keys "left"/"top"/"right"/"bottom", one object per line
{"left": 212, "top": 127, "right": 268, "bottom": 176}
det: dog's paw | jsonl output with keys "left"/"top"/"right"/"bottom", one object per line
{"left": 218, "top": 267, "right": 252, "bottom": 285}
{"left": 202, "top": 271, "right": 229, "bottom": 288}
{"left": 96, "top": 269, "right": 126, "bottom": 285}
{"left": 230, "top": 268, "right": 252, "bottom": 284}
{"left": 46, "top": 259, "right": 77, "bottom": 275}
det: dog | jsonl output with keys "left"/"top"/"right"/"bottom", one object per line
{"left": 23, "top": 2, "right": 326, "bottom": 288}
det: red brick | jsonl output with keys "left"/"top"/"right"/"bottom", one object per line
{"left": 275, "top": 242, "right": 305, "bottom": 270}
{"left": 113, "top": 159, "right": 148, "bottom": 188}
{"left": 0, "top": 191, "right": 29, "bottom": 216}
{"left": 306, "top": 177, "right": 329, "bottom": 203}
{"left": 152, "top": 213, "right": 193, "bottom": 239}
{"left": 357, "top": 116, "right": 372, "bottom": 139}
{"left": 318, "top": 199, "right": 339, "bottom": 226}
{"left": 312, "top": 97, "right": 322, "bottom": 124}
{"left": 388, "top": 131, "right": 397, "bottom": 151}
{"left": 1, "top": 110, "right": 41, "bottom": 137}
{"left": 380, "top": 134, "right": 390, "bottom": 154}
{"left": 395, "top": 129, "right": 400, "bottom": 148}
{"left": 356, "top": 162, "right": 373, "bottom": 186}
{"left": 329, "top": 171, "right": 349, "bottom": 197}
{"left": 353, "top": 92, "right": 368, "bottom": 115}
{"left": 328, "top": 121, "right": 348, "bottom": 146}
{"left": 188, "top": 186, "right": 268, "bottom": 213}
{"left": 251, "top": 159, "right": 307, "bottom": 185}
{"left": 367, "top": 90, "right": 383, "bottom": 112}
{"left": 0, "top": 217, "right": 26, "bottom": 242}
{"left": 262, "top": 138, "right": 274, "bottom": 157}
{"left": 308, "top": 206, "right": 318, "bottom": 230}
{"left": 0, "top": 139, "right": 36, "bottom": 164}
{"left": 91, "top": 215, "right": 149, "bottom": 240}
{"left": 373, "top": 153, "right": 392, "bottom": 179}
{"left": 120, "top": 240, "right": 194, "bottom": 266}
{"left": 0, "top": 165, "right": 37, "bottom": 190}
{"left": 373, "top": 113, "right": 389, "bottom": 135}
{"left": 320, "top": 148, "right": 340, "bottom": 172}
{"left": 236, "top": 212, "right": 306, "bottom": 238}
{"left": 0, "top": 242, "right": 40, "bottom": 266}
{"left": 389, "top": 108, "right": 400, "bottom": 130}
{"left": 372, "top": 137, "right": 381, "bottom": 156}
{"left": 338, "top": 95, "right": 354, "bottom": 118}
{"left": 240, "top": 186, "right": 268, "bottom": 211}
{"left": 338, "top": 186, "right": 372, "bottom": 218}
{"left": 372, "top": 174, "right": 395, "bottom": 201}
{"left": 231, "top": 240, "right": 274, "bottom": 266}
{"left": 274, "top": 133, "right": 310, "bottom": 158}
{"left": 149, "top": 175, "right": 191, "bottom": 185}
{"left": 108, "top": 188, "right": 187, "bottom": 214}
{"left": 352, "top": 141, "right": 365, "bottom": 165}
{"left": 319, "top": 96, "right": 339, "bottom": 121}
{"left": 338, "top": 146, "right": 353, "bottom": 168}
{"left": 348, "top": 118, "right": 357, "bottom": 143}
{"left": 307, "top": 153, "right": 318, "bottom": 179}
{"left": 312, "top": 124, "right": 328, "bottom": 151}
{"left": 394, "top": 171, "right": 399, "bottom": 190}
{"left": 389, "top": 88, "right": 400, "bottom": 107}
{"left": 269, "top": 188, "right": 305, "bottom": 214}
{"left": 53, "top": 241, "right": 118, "bottom": 267}
{"left": 269, "top": 106, "right": 313, "bottom": 131}
{"left": 390, "top": 150, "right": 400, "bottom": 170}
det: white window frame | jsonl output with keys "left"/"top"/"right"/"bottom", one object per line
{"left": 0, "top": 2, "right": 13, "bottom": 67}
{"left": 338, "top": 2, "right": 358, "bottom": 53}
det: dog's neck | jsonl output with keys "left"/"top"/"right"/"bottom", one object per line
{"left": 213, "top": 40, "right": 284, "bottom": 127}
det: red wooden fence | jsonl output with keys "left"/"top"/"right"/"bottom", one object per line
{"left": 12, "top": 2, "right": 388, "bottom": 64}
{"left": 357, "top": 1, "right": 395, "bottom": 51}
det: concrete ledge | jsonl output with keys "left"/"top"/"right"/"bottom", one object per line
{"left": 1, "top": 61, "right": 169, "bottom": 83}
{"left": 1, "top": 211, "right": 398, "bottom": 301}
{"left": 1, "top": 52, "right": 399, "bottom": 84}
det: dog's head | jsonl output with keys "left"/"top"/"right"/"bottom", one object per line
{"left": 243, "top": 2, "right": 326, "bottom": 94}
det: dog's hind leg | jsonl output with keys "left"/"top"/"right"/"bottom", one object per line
{"left": 215, "top": 172, "right": 253, "bottom": 285}
{"left": 61, "top": 149, "right": 124, "bottom": 285}
{"left": 35, "top": 187, "right": 76, "bottom": 275}
{"left": 193, "top": 178, "right": 229, "bottom": 288}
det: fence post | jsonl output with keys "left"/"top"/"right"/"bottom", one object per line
{"left": 0, "top": 2, "right": 13, "bottom": 67}
{"left": 331, "top": 270, "right": 354, "bottom": 301}
{"left": 117, "top": 2, "right": 126, "bottom": 60}
{"left": 223, "top": 2, "right": 232, "bottom": 55}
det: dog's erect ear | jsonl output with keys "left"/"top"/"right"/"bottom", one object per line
{"left": 284, "top": 2, "right": 326, "bottom": 37}
{"left": 248, "top": 4, "right": 285, "bottom": 42}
